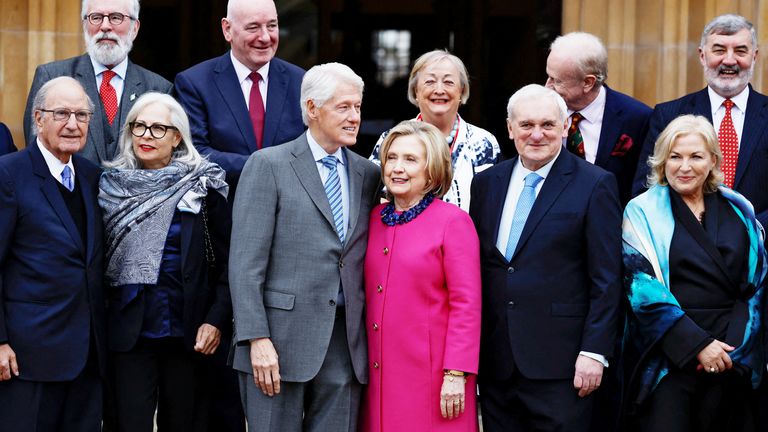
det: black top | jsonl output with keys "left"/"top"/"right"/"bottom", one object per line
{"left": 56, "top": 175, "right": 87, "bottom": 247}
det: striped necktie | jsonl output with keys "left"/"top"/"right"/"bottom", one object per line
{"left": 61, "top": 165, "right": 74, "bottom": 191}
{"left": 322, "top": 155, "right": 345, "bottom": 243}
{"left": 567, "top": 112, "right": 585, "bottom": 159}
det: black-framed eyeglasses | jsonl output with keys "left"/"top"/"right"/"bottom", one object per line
{"left": 129, "top": 122, "right": 178, "bottom": 139}
{"left": 84, "top": 12, "right": 134, "bottom": 26}
{"left": 39, "top": 108, "right": 93, "bottom": 123}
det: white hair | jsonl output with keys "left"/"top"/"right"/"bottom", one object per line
{"left": 31, "top": 77, "right": 95, "bottom": 136}
{"left": 550, "top": 32, "right": 608, "bottom": 85}
{"left": 506, "top": 84, "right": 568, "bottom": 123}
{"left": 81, "top": 0, "right": 140, "bottom": 19}
{"left": 300, "top": 63, "right": 364, "bottom": 126}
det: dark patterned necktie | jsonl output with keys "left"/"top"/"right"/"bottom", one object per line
{"left": 567, "top": 112, "right": 585, "bottom": 159}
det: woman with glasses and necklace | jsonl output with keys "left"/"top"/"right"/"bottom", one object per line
{"left": 369, "top": 50, "right": 500, "bottom": 212}
{"left": 98, "top": 92, "right": 231, "bottom": 432}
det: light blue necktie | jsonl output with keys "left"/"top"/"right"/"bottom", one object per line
{"left": 61, "top": 165, "right": 74, "bottom": 192}
{"left": 322, "top": 155, "right": 345, "bottom": 243}
{"left": 505, "top": 172, "right": 543, "bottom": 260}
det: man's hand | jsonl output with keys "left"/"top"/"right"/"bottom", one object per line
{"left": 696, "top": 339, "right": 734, "bottom": 374}
{"left": 250, "top": 338, "right": 280, "bottom": 396}
{"left": 194, "top": 323, "right": 222, "bottom": 355}
{"left": 573, "top": 354, "right": 603, "bottom": 398}
{"left": 0, "top": 344, "right": 19, "bottom": 381}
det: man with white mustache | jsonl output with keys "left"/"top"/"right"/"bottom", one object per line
{"left": 632, "top": 14, "right": 768, "bottom": 227}
{"left": 23, "top": 0, "right": 172, "bottom": 165}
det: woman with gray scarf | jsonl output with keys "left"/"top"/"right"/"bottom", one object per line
{"left": 99, "top": 92, "right": 231, "bottom": 432}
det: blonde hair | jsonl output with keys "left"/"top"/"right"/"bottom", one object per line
{"left": 646, "top": 114, "right": 723, "bottom": 192}
{"left": 379, "top": 120, "right": 453, "bottom": 199}
{"left": 407, "top": 50, "right": 470, "bottom": 107}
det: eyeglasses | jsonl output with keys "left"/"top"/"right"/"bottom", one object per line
{"left": 39, "top": 109, "right": 93, "bottom": 123}
{"left": 129, "top": 122, "right": 178, "bottom": 139}
{"left": 84, "top": 12, "right": 134, "bottom": 26}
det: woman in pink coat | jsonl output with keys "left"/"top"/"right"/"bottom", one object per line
{"left": 362, "top": 120, "right": 482, "bottom": 431}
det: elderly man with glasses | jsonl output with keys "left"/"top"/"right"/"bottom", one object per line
{"left": 23, "top": 0, "right": 172, "bottom": 165}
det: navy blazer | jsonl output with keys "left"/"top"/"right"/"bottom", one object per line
{"left": 595, "top": 86, "right": 652, "bottom": 206}
{"left": 0, "top": 143, "right": 106, "bottom": 381}
{"left": 0, "top": 123, "right": 15, "bottom": 156}
{"left": 174, "top": 53, "right": 306, "bottom": 186}
{"left": 469, "top": 151, "right": 622, "bottom": 381}
{"left": 632, "top": 86, "right": 768, "bottom": 226}
{"left": 107, "top": 191, "right": 233, "bottom": 353}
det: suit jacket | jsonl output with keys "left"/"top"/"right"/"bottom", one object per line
{"left": 0, "top": 123, "right": 15, "bottom": 156}
{"left": 469, "top": 151, "right": 622, "bottom": 381}
{"left": 595, "top": 86, "right": 652, "bottom": 206}
{"left": 0, "top": 143, "right": 106, "bottom": 381}
{"left": 107, "top": 191, "right": 232, "bottom": 353}
{"left": 23, "top": 54, "right": 173, "bottom": 165}
{"left": 229, "top": 133, "right": 380, "bottom": 384}
{"left": 632, "top": 86, "right": 768, "bottom": 226}
{"left": 174, "top": 53, "right": 306, "bottom": 186}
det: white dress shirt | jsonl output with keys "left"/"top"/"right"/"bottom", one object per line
{"left": 91, "top": 57, "right": 129, "bottom": 105}
{"left": 566, "top": 85, "right": 606, "bottom": 164}
{"left": 709, "top": 85, "right": 749, "bottom": 148}
{"left": 230, "top": 52, "right": 269, "bottom": 111}
{"left": 38, "top": 139, "right": 75, "bottom": 187}
{"left": 307, "top": 131, "right": 350, "bottom": 235}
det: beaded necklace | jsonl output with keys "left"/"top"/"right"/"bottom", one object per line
{"left": 380, "top": 193, "right": 435, "bottom": 226}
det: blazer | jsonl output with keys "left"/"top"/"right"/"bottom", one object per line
{"left": 595, "top": 86, "right": 652, "bottom": 206}
{"left": 469, "top": 150, "right": 623, "bottom": 381}
{"left": 107, "top": 191, "right": 233, "bottom": 353}
{"left": 174, "top": 53, "right": 306, "bottom": 186}
{"left": 632, "top": 86, "right": 768, "bottom": 226}
{"left": 229, "top": 133, "right": 380, "bottom": 384}
{"left": 23, "top": 54, "right": 173, "bottom": 165}
{"left": 0, "top": 123, "right": 15, "bottom": 156}
{"left": 0, "top": 142, "right": 106, "bottom": 381}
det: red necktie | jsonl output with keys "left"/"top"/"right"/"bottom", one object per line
{"left": 248, "top": 72, "right": 265, "bottom": 149}
{"left": 718, "top": 99, "right": 739, "bottom": 188}
{"left": 100, "top": 70, "right": 118, "bottom": 125}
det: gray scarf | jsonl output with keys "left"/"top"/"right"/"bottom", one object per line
{"left": 99, "top": 159, "right": 228, "bottom": 286}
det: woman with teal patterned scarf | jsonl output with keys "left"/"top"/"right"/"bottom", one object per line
{"left": 622, "top": 115, "right": 766, "bottom": 431}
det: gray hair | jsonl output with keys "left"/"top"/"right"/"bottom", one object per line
{"left": 105, "top": 92, "right": 203, "bottom": 170}
{"left": 300, "top": 62, "right": 364, "bottom": 126}
{"left": 506, "top": 84, "right": 568, "bottom": 123}
{"left": 700, "top": 14, "right": 757, "bottom": 49}
{"left": 31, "top": 76, "right": 95, "bottom": 136}
{"left": 407, "top": 49, "right": 470, "bottom": 106}
{"left": 550, "top": 32, "right": 608, "bottom": 85}
{"left": 82, "top": 0, "right": 140, "bottom": 19}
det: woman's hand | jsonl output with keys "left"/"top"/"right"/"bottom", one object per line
{"left": 440, "top": 373, "right": 467, "bottom": 420}
{"left": 696, "top": 339, "right": 734, "bottom": 373}
{"left": 194, "top": 323, "right": 222, "bottom": 355}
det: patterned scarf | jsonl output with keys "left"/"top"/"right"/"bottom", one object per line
{"left": 99, "top": 159, "right": 228, "bottom": 286}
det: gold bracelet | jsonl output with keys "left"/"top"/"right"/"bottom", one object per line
{"left": 444, "top": 370, "right": 466, "bottom": 377}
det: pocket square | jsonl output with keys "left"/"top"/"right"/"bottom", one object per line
{"left": 610, "top": 134, "right": 633, "bottom": 156}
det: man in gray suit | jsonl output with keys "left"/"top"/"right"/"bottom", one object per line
{"left": 24, "top": 0, "right": 172, "bottom": 165}
{"left": 229, "top": 62, "right": 379, "bottom": 431}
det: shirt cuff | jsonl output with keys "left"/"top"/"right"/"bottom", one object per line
{"left": 579, "top": 351, "right": 609, "bottom": 367}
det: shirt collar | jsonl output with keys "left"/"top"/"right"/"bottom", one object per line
{"left": 230, "top": 51, "right": 270, "bottom": 86}
{"left": 515, "top": 147, "right": 560, "bottom": 179}
{"left": 708, "top": 85, "right": 750, "bottom": 113}
{"left": 37, "top": 138, "right": 75, "bottom": 179}
{"left": 569, "top": 85, "right": 606, "bottom": 124}
{"left": 306, "top": 131, "right": 345, "bottom": 165}
{"left": 91, "top": 56, "right": 128, "bottom": 80}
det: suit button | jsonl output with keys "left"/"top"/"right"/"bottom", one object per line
{"left": 373, "top": 323, "right": 379, "bottom": 331}
{"left": 377, "top": 285, "right": 383, "bottom": 293}
{"left": 373, "top": 361, "right": 379, "bottom": 369}
{"left": 329, "top": 300, "right": 336, "bottom": 306}
{"left": 507, "top": 267, "right": 515, "bottom": 273}
{"left": 339, "top": 260, "right": 344, "bottom": 268}
{"left": 508, "top": 301, "right": 515, "bottom": 307}
{"left": 383, "top": 247, "right": 389, "bottom": 255}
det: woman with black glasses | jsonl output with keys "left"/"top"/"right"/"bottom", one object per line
{"left": 98, "top": 92, "right": 231, "bottom": 432}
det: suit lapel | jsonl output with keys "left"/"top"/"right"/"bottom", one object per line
{"left": 264, "top": 59, "right": 288, "bottom": 149}
{"left": 594, "top": 87, "right": 622, "bottom": 167}
{"left": 735, "top": 88, "right": 768, "bottom": 188}
{"left": 513, "top": 152, "right": 574, "bottom": 258}
{"left": 344, "top": 149, "right": 364, "bottom": 249}
{"left": 289, "top": 135, "right": 337, "bottom": 229}
{"left": 75, "top": 55, "right": 108, "bottom": 162}
{"left": 30, "top": 145, "right": 85, "bottom": 253}
{"left": 117, "top": 61, "right": 144, "bottom": 157}
{"left": 214, "top": 53, "right": 258, "bottom": 153}
{"left": 690, "top": 88, "right": 713, "bottom": 121}
{"left": 180, "top": 212, "right": 195, "bottom": 297}
{"left": 74, "top": 157, "right": 99, "bottom": 263}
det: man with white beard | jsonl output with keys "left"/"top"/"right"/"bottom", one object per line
{"left": 24, "top": 0, "right": 171, "bottom": 165}
{"left": 632, "top": 14, "right": 768, "bottom": 227}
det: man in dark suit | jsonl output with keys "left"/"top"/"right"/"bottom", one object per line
{"left": 545, "top": 31, "right": 651, "bottom": 206}
{"left": 23, "top": 0, "right": 172, "bottom": 165}
{"left": 0, "top": 122, "right": 15, "bottom": 156}
{"left": 632, "top": 14, "right": 768, "bottom": 226}
{"left": 470, "top": 84, "right": 622, "bottom": 432}
{"left": 174, "top": 0, "right": 305, "bottom": 188}
{"left": 0, "top": 77, "right": 106, "bottom": 431}
{"left": 229, "top": 63, "right": 379, "bottom": 432}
